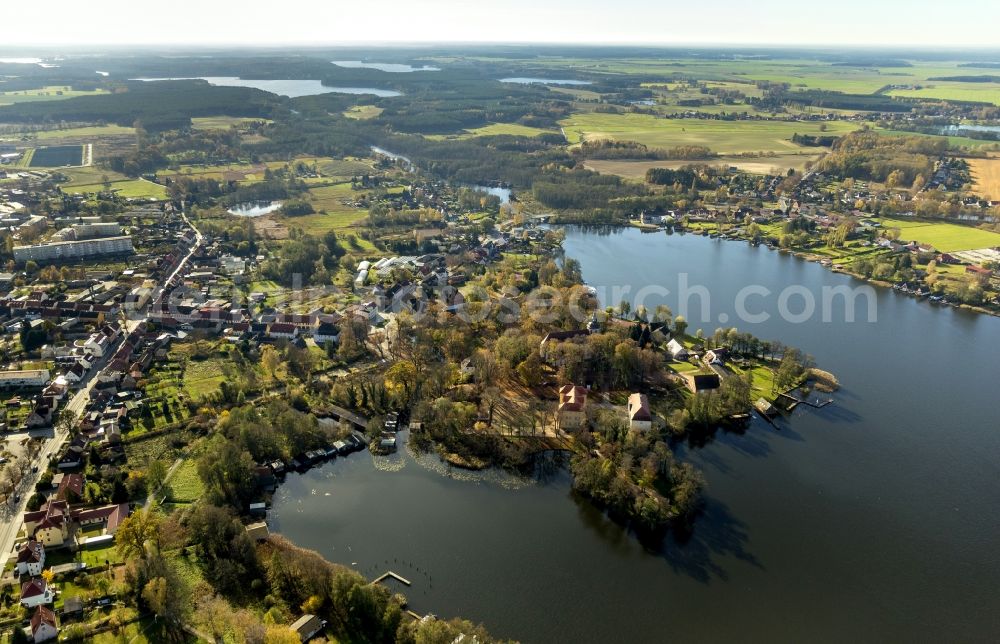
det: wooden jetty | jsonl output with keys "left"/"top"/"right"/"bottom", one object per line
{"left": 776, "top": 392, "right": 834, "bottom": 410}
{"left": 371, "top": 571, "right": 412, "bottom": 587}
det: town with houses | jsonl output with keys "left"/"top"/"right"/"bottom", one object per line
{"left": 1, "top": 42, "right": 1000, "bottom": 642}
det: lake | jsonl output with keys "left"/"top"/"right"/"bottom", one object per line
{"left": 371, "top": 145, "right": 414, "bottom": 170}
{"left": 942, "top": 124, "right": 1000, "bottom": 134}
{"left": 228, "top": 201, "right": 282, "bottom": 217}
{"left": 131, "top": 77, "right": 402, "bottom": 98}
{"left": 471, "top": 185, "right": 511, "bottom": 204}
{"left": 271, "top": 227, "right": 1000, "bottom": 642}
{"left": 331, "top": 60, "right": 440, "bottom": 72}
{"left": 499, "top": 77, "right": 593, "bottom": 85}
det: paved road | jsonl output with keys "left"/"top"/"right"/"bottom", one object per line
{"left": 0, "top": 205, "right": 201, "bottom": 570}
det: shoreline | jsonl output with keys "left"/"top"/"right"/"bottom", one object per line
{"left": 580, "top": 222, "right": 1000, "bottom": 319}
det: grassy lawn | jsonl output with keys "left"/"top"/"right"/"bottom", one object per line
{"left": 62, "top": 178, "right": 168, "bottom": 199}
{"left": 275, "top": 182, "right": 369, "bottom": 235}
{"left": 181, "top": 356, "right": 227, "bottom": 399}
{"left": 560, "top": 112, "right": 859, "bottom": 155}
{"left": 0, "top": 85, "right": 109, "bottom": 106}
{"left": 878, "top": 218, "right": 1000, "bottom": 252}
{"left": 164, "top": 459, "right": 205, "bottom": 503}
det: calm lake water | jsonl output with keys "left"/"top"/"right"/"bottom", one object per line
{"left": 271, "top": 227, "right": 1000, "bottom": 642}
{"left": 499, "top": 77, "right": 593, "bottom": 85}
{"left": 228, "top": 201, "right": 282, "bottom": 217}
{"left": 131, "top": 77, "right": 402, "bottom": 98}
{"left": 331, "top": 60, "right": 440, "bottom": 73}
{"left": 471, "top": 185, "right": 511, "bottom": 204}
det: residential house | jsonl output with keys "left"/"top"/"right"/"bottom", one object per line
{"left": 30, "top": 605, "right": 58, "bottom": 642}
{"left": 55, "top": 473, "right": 84, "bottom": 502}
{"left": 666, "top": 338, "right": 689, "bottom": 360}
{"left": 15, "top": 541, "right": 45, "bottom": 577}
{"left": 267, "top": 323, "right": 298, "bottom": 340}
{"left": 557, "top": 385, "right": 588, "bottom": 430}
{"left": 20, "top": 578, "right": 54, "bottom": 608}
{"left": 290, "top": 614, "right": 324, "bottom": 642}
{"left": 627, "top": 393, "right": 652, "bottom": 431}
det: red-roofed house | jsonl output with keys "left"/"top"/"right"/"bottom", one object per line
{"left": 20, "top": 578, "right": 54, "bottom": 608}
{"left": 30, "top": 605, "right": 58, "bottom": 642}
{"left": 557, "top": 385, "right": 588, "bottom": 430}
{"left": 15, "top": 540, "right": 45, "bottom": 577}
{"left": 628, "top": 393, "right": 652, "bottom": 432}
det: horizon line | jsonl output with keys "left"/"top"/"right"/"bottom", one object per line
{"left": 3, "top": 41, "right": 1000, "bottom": 52}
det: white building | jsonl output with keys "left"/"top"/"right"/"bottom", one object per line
{"left": 0, "top": 369, "right": 50, "bottom": 388}
{"left": 13, "top": 236, "right": 133, "bottom": 263}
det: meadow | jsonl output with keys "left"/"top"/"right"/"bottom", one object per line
{"left": 879, "top": 218, "right": 1000, "bottom": 252}
{"left": 0, "top": 85, "right": 109, "bottom": 106}
{"left": 57, "top": 166, "right": 168, "bottom": 199}
{"left": 560, "top": 112, "right": 859, "bottom": 154}
{"left": 0, "top": 124, "right": 134, "bottom": 142}
{"left": 426, "top": 122, "right": 555, "bottom": 140}
{"left": 190, "top": 116, "right": 272, "bottom": 130}
{"left": 584, "top": 152, "right": 821, "bottom": 179}
{"left": 887, "top": 82, "right": 1000, "bottom": 106}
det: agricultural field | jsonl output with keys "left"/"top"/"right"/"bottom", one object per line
{"left": 190, "top": 116, "right": 271, "bottom": 130}
{"left": 875, "top": 127, "right": 1000, "bottom": 150}
{"left": 29, "top": 144, "right": 84, "bottom": 167}
{"left": 425, "top": 122, "right": 555, "bottom": 140}
{"left": 968, "top": 156, "right": 1000, "bottom": 198}
{"left": 58, "top": 169, "right": 168, "bottom": 199}
{"left": 0, "top": 124, "right": 135, "bottom": 142}
{"left": 879, "top": 218, "right": 1000, "bottom": 252}
{"left": 343, "top": 105, "right": 384, "bottom": 120}
{"left": 887, "top": 82, "right": 1000, "bottom": 106}
{"left": 560, "top": 112, "right": 860, "bottom": 154}
{"left": 0, "top": 84, "right": 109, "bottom": 106}
{"left": 584, "top": 152, "right": 821, "bottom": 179}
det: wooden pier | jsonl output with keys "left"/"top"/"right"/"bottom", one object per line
{"left": 371, "top": 571, "right": 412, "bottom": 587}
{"left": 776, "top": 392, "right": 834, "bottom": 410}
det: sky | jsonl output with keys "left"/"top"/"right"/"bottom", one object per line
{"left": 2, "top": 0, "right": 1000, "bottom": 49}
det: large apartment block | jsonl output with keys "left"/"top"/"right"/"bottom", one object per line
{"left": 13, "top": 236, "right": 133, "bottom": 263}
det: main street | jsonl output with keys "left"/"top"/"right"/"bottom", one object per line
{"left": 0, "top": 205, "right": 201, "bottom": 571}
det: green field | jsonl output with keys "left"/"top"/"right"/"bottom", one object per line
{"left": 190, "top": 116, "right": 271, "bottom": 130}
{"left": 875, "top": 127, "right": 1000, "bottom": 150}
{"left": 887, "top": 82, "right": 1000, "bottom": 106}
{"left": 0, "top": 124, "right": 135, "bottom": 142}
{"left": 560, "top": 112, "right": 860, "bottom": 154}
{"left": 426, "top": 122, "right": 555, "bottom": 140}
{"left": 29, "top": 144, "right": 84, "bottom": 167}
{"left": 879, "top": 218, "right": 1000, "bottom": 252}
{"left": 163, "top": 459, "right": 205, "bottom": 503}
{"left": 181, "top": 356, "right": 227, "bottom": 399}
{"left": 0, "top": 85, "right": 109, "bottom": 106}
{"left": 61, "top": 177, "right": 167, "bottom": 199}
{"left": 343, "top": 105, "right": 384, "bottom": 120}
{"left": 585, "top": 152, "right": 821, "bottom": 178}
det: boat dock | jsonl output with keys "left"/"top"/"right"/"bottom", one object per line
{"left": 371, "top": 571, "right": 412, "bottom": 587}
